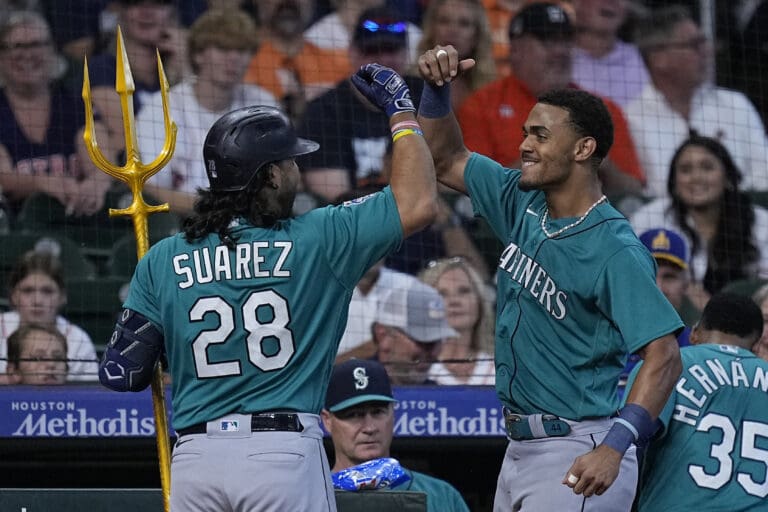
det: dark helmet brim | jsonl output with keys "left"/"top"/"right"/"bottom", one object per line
{"left": 290, "top": 137, "right": 320, "bottom": 158}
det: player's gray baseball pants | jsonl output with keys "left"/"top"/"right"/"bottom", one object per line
{"left": 170, "top": 412, "right": 336, "bottom": 512}
{"left": 493, "top": 416, "right": 638, "bottom": 511}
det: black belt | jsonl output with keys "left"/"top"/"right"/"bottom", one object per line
{"left": 176, "top": 413, "right": 304, "bottom": 437}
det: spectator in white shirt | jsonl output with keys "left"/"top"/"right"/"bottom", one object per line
{"left": 136, "top": 9, "right": 278, "bottom": 214}
{"left": 626, "top": 5, "right": 768, "bottom": 198}
{"left": 0, "top": 251, "right": 98, "bottom": 383}
{"left": 631, "top": 135, "right": 768, "bottom": 310}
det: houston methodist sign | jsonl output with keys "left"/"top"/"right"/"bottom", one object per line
{"left": 1, "top": 385, "right": 505, "bottom": 438}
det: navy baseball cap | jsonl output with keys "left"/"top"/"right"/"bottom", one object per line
{"left": 639, "top": 228, "right": 689, "bottom": 269}
{"left": 325, "top": 359, "right": 397, "bottom": 413}
{"left": 509, "top": 2, "right": 573, "bottom": 41}
{"left": 352, "top": 6, "right": 407, "bottom": 54}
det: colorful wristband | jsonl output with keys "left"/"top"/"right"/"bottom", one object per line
{"left": 391, "top": 121, "right": 421, "bottom": 134}
{"left": 392, "top": 128, "right": 424, "bottom": 143}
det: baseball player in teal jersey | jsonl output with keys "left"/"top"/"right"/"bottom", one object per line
{"left": 416, "top": 43, "right": 684, "bottom": 511}
{"left": 626, "top": 292, "right": 768, "bottom": 512}
{"left": 323, "top": 359, "right": 470, "bottom": 512}
{"left": 98, "top": 63, "right": 439, "bottom": 511}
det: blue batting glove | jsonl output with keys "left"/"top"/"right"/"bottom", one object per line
{"left": 351, "top": 63, "right": 415, "bottom": 118}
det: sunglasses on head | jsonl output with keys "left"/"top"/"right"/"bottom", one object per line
{"left": 362, "top": 20, "right": 407, "bottom": 34}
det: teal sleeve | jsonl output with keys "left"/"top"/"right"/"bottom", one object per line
{"left": 319, "top": 187, "right": 403, "bottom": 290}
{"left": 123, "top": 245, "right": 163, "bottom": 329}
{"left": 595, "top": 245, "right": 684, "bottom": 355}
{"left": 464, "top": 152, "right": 524, "bottom": 243}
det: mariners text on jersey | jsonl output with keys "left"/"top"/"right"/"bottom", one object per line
{"left": 498, "top": 241, "right": 567, "bottom": 319}
{"left": 173, "top": 241, "right": 293, "bottom": 289}
{"left": 674, "top": 351, "right": 768, "bottom": 426}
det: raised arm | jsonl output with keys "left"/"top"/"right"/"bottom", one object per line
{"left": 350, "top": 64, "right": 438, "bottom": 237}
{"left": 416, "top": 45, "right": 475, "bottom": 194}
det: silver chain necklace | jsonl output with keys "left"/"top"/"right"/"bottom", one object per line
{"left": 540, "top": 195, "right": 607, "bottom": 239}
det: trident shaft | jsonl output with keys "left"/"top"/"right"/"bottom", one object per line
{"left": 82, "top": 26, "right": 177, "bottom": 511}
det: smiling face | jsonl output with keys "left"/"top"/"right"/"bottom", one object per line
{"left": 518, "top": 103, "right": 582, "bottom": 191}
{"left": 11, "top": 272, "right": 66, "bottom": 326}
{"left": 321, "top": 402, "right": 394, "bottom": 469}
{"left": 9, "top": 328, "right": 67, "bottom": 385}
{"left": 672, "top": 144, "right": 728, "bottom": 209}
{"left": 0, "top": 20, "right": 55, "bottom": 91}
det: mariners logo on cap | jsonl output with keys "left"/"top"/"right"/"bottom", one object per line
{"left": 353, "top": 367, "right": 369, "bottom": 390}
{"left": 651, "top": 231, "right": 671, "bottom": 251}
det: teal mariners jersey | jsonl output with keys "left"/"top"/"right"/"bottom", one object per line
{"left": 124, "top": 189, "right": 402, "bottom": 430}
{"left": 391, "top": 469, "right": 470, "bottom": 512}
{"left": 464, "top": 153, "right": 683, "bottom": 419}
{"left": 627, "top": 345, "right": 768, "bottom": 512}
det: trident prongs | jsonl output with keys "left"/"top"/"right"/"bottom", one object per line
{"left": 82, "top": 25, "right": 176, "bottom": 512}
{"left": 82, "top": 26, "right": 177, "bottom": 257}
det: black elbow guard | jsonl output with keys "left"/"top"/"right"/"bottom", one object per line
{"left": 99, "top": 309, "right": 164, "bottom": 392}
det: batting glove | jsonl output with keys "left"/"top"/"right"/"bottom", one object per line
{"left": 351, "top": 63, "right": 415, "bottom": 118}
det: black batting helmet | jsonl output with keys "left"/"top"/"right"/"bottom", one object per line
{"left": 203, "top": 105, "right": 319, "bottom": 192}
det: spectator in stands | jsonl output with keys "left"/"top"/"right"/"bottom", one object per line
{"left": 638, "top": 227, "right": 699, "bottom": 328}
{"left": 0, "top": 251, "right": 98, "bottom": 383}
{"left": 481, "top": 0, "right": 571, "bottom": 76}
{"left": 321, "top": 358, "right": 470, "bottom": 511}
{"left": 419, "top": 257, "right": 495, "bottom": 385}
{"left": 627, "top": 4, "right": 768, "bottom": 199}
{"left": 304, "top": 0, "right": 423, "bottom": 65}
{"left": 631, "top": 136, "right": 768, "bottom": 308}
{"left": 87, "top": 0, "right": 187, "bottom": 154}
{"left": 723, "top": 1, "right": 768, "bottom": 127}
{"left": 136, "top": 9, "right": 278, "bottom": 215}
{"left": 5, "top": 323, "right": 68, "bottom": 385}
{"left": 570, "top": 0, "right": 649, "bottom": 107}
{"left": 458, "top": 2, "right": 645, "bottom": 199}
{"left": 0, "top": 10, "right": 114, "bottom": 218}
{"left": 753, "top": 283, "right": 768, "bottom": 361}
{"left": 298, "top": 6, "right": 422, "bottom": 202}
{"left": 244, "top": 0, "right": 349, "bottom": 121}
{"left": 415, "top": 0, "right": 496, "bottom": 111}
{"left": 372, "top": 279, "right": 457, "bottom": 385}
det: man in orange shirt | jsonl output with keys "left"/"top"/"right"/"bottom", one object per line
{"left": 243, "top": 0, "right": 350, "bottom": 120}
{"left": 460, "top": 2, "right": 644, "bottom": 198}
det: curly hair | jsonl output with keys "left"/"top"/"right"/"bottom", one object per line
{"left": 182, "top": 163, "right": 281, "bottom": 248}
{"left": 666, "top": 136, "right": 758, "bottom": 293}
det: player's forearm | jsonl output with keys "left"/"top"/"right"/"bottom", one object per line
{"left": 389, "top": 112, "right": 439, "bottom": 237}
{"left": 417, "top": 84, "right": 469, "bottom": 191}
{"left": 625, "top": 334, "right": 682, "bottom": 418}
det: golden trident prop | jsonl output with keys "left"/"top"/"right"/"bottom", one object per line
{"left": 82, "top": 27, "right": 177, "bottom": 512}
